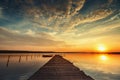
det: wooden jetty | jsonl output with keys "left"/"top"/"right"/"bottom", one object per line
{"left": 28, "top": 55, "right": 94, "bottom": 80}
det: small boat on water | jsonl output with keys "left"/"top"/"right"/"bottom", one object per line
{"left": 42, "top": 54, "right": 53, "bottom": 57}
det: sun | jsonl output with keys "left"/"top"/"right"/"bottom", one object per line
{"left": 98, "top": 46, "right": 105, "bottom": 51}
{"left": 97, "top": 44, "right": 106, "bottom": 52}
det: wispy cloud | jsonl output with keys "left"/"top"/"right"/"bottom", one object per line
{"left": 0, "top": 0, "right": 111, "bottom": 32}
{"left": 0, "top": 27, "right": 66, "bottom": 50}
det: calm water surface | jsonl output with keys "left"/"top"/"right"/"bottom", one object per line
{"left": 0, "top": 53, "right": 120, "bottom": 80}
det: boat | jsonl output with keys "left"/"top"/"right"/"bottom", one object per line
{"left": 42, "top": 54, "right": 53, "bottom": 57}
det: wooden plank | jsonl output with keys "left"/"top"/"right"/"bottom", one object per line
{"left": 28, "top": 55, "right": 94, "bottom": 80}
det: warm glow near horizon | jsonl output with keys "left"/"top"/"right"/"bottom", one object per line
{"left": 97, "top": 44, "right": 107, "bottom": 52}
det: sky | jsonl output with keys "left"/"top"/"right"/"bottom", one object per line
{"left": 0, "top": 0, "right": 120, "bottom": 52}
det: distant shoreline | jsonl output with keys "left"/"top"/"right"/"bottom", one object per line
{"left": 0, "top": 50, "right": 54, "bottom": 53}
{"left": 0, "top": 50, "right": 119, "bottom": 54}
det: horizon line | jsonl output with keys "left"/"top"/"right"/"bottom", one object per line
{"left": 0, "top": 50, "right": 120, "bottom": 53}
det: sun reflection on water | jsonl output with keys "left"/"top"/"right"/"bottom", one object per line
{"left": 100, "top": 55, "right": 108, "bottom": 61}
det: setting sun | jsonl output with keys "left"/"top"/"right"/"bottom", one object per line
{"left": 97, "top": 44, "right": 107, "bottom": 52}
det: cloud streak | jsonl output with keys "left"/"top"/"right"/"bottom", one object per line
{"left": 0, "top": 27, "right": 65, "bottom": 48}
{"left": 0, "top": 0, "right": 115, "bottom": 31}
{"left": 26, "top": 0, "right": 113, "bottom": 31}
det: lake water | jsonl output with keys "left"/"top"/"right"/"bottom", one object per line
{"left": 0, "top": 53, "right": 120, "bottom": 80}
